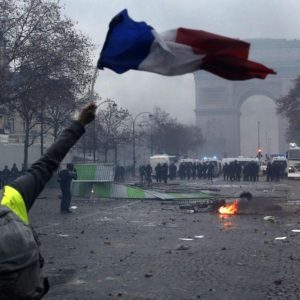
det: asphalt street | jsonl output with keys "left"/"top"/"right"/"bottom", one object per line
{"left": 29, "top": 178, "right": 300, "bottom": 300}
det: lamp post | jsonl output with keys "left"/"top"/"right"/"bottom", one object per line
{"left": 40, "top": 98, "right": 45, "bottom": 156}
{"left": 131, "top": 112, "right": 152, "bottom": 177}
{"left": 93, "top": 99, "right": 117, "bottom": 163}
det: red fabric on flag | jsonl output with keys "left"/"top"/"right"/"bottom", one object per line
{"left": 201, "top": 55, "right": 276, "bottom": 80}
{"left": 176, "top": 28, "right": 250, "bottom": 59}
{"left": 175, "top": 28, "right": 276, "bottom": 80}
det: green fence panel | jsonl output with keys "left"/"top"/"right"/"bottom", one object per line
{"left": 126, "top": 186, "right": 145, "bottom": 198}
{"left": 168, "top": 192, "right": 214, "bottom": 199}
{"left": 93, "top": 182, "right": 112, "bottom": 198}
{"left": 75, "top": 164, "right": 97, "bottom": 181}
{"left": 71, "top": 181, "right": 93, "bottom": 197}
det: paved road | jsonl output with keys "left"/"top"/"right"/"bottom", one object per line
{"left": 29, "top": 179, "right": 300, "bottom": 300}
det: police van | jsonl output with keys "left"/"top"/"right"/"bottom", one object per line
{"left": 287, "top": 143, "right": 300, "bottom": 179}
{"left": 149, "top": 154, "right": 179, "bottom": 170}
{"left": 200, "top": 157, "right": 222, "bottom": 176}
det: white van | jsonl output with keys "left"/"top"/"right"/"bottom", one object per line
{"left": 202, "top": 157, "right": 222, "bottom": 176}
{"left": 149, "top": 154, "right": 179, "bottom": 170}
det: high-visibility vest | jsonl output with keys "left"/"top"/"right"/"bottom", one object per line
{"left": 0, "top": 185, "right": 29, "bottom": 224}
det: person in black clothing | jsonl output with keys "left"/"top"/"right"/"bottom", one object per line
{"left": 58, "top": 163, "right": 77, "bottom": 213}
{"left": 10, "top": 163, "right": 19, "bottom": 181}
{"left": 139, "top": 165, "right": 146, "bottom": 183}
{"left": 162, "top": 163, "right": 168, "bottom": 183}
{"left": 207, "top": 162, "right": 214, "bottom": 181}
{"left": 0, "top": 103, "right": 96, "bottom": 299}
{"left": 145, "top": 164, "right": 152, "bottom": 184}
{"left": 2, "top": 165, "right": 10, "bottom": 186}
{"left": 155, "top": 163, "right": 162, "bottom": 183}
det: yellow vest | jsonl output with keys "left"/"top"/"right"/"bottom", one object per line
{"left": 0, "top": 185, "right": 29, "bottom": 224}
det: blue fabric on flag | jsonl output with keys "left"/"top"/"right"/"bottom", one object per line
{"left": 98, "top": 9, "right": 154, "bottom": 74}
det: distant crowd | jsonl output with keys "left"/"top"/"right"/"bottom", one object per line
{"left": 223, "top": 161, "right": 259, "bottom": 182}
{"left": 138, "top": 161, "right": 217, "bottom": 184}
{"left": 135, "top": 160, "right": 286, "bottom": 184}
{"left": 0, "top": 163, "right": 23, "bottom": 188}
{"left": 223, "top": 160, "right": 286, "bottom": 182}
{"left": 265, "top": 161, "right": 286, "bottom": 182}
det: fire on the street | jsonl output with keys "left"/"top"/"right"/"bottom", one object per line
{"left": 218, "top": 200, "right": 239, "bottom": 215}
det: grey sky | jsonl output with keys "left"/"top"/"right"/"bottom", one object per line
{"left": 60, "top": 0, "right": 300, "bottom": 123}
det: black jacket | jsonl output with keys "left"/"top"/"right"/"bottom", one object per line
{"left": 9, "top": 121, "right": 85, "bottom": 212}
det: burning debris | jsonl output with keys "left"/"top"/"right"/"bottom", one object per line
{"left": 218, "top": 200, "right": 239, "bottom": 215}
{"left": 179, "top": 194, "right": 252, "bottom": 215}
{"left": 179, "top": 199, "right": 227, "bottom": 213}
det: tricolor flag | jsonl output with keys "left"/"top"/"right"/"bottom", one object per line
{"left": 98, "top": 9, "right": 276, "bottom": 81}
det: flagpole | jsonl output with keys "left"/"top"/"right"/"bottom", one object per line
{"left": 89, "top": 66, "right": 99, "bottom": 163}
{"left": 89, "top": 66, "right": 99, "bottom": 100}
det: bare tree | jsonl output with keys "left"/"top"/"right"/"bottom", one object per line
{"left": 96, "top": 102, "right": 131, "bottom": 163}
{"left": 8, "top": 69, "right": 40, "bottom": 169}
{"left": 42, "top": 78, "right": 88, "bottom": 141}
{"left": 1, "top": 0, "right": 93, "bottom": 98}
{"left": 0, "top": 0, "right": 93, "bottom": 167}
{"left": 277, "top": 75, "right": 300, "bottom": 143}
{"left": 150, "top": 106, "right": 204, "bottom": 156}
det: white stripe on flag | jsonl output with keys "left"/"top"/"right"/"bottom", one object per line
{"left": 139, "top": 29, "right": 204, "bottom": 76}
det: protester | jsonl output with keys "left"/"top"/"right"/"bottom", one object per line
{"left": 58, "top": 163, "right": 77, "bottom": 213}
{"left": 1, "top": 165, "right": 10, "bottom": 186}
{"left": 10, "top": 163, "right": 19, "bottom": 181}
{"left": 0, "top": 103, "right": 96, "bottom": 299}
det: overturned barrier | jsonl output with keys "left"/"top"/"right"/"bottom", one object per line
{"left": 71, "top": 164, "right": 214, "bottom": 200}
{"left": 72, "top": 182, "right": 214, "bottom": 199}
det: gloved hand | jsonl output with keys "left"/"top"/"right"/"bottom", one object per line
{"left": 77, "top": 103, "right": 97, "bottom": 126}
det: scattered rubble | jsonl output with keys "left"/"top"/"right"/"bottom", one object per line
{"left": 263, "top": 216, "right": 276, "bottom": 223}
{"left": 176, "top": 245, "right": 190, "bottom": 251}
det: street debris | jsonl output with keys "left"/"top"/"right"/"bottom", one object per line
{"left": 67, "top": 279, "right": 87, "bottom": 285}
{"left": 144, "top": 222, "right": 156, "bottom": 227}
{"left": 176, "top": 245, "right": 190, "bottom": 251}
{"left": 99, "top": 217, "right": 112, "bottom": 222}
{"left": 274, "top": 236, "right": 287, "bottom": 240}
{"left": 194, "top": 235, "right": 204, "bottom": 239}
{"left": 263, "top": 216, "right": 276, "bottom": 223}
{"left": 179, "top": 199, "right": 226, "bottom": 213}
{"left": 144, "top": 273, "right": 154, "bottom": 278}
{"left": 273, "top": 279, "right": 282, "bottom": 285}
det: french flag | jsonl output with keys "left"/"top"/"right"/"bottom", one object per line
{"left": 98, "top": 9, "right": 276, "bottom": 81}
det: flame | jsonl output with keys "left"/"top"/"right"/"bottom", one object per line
{"left": 218, "top": 200, "right": 239, "bottom": 215}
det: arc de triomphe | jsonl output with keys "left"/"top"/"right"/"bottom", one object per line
{"left": 194, "top": 39, "right": 300, "bottom": 157}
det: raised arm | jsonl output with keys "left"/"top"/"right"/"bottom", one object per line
{"left": 8, "top": 103, "right": 97, "bottom": 211}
